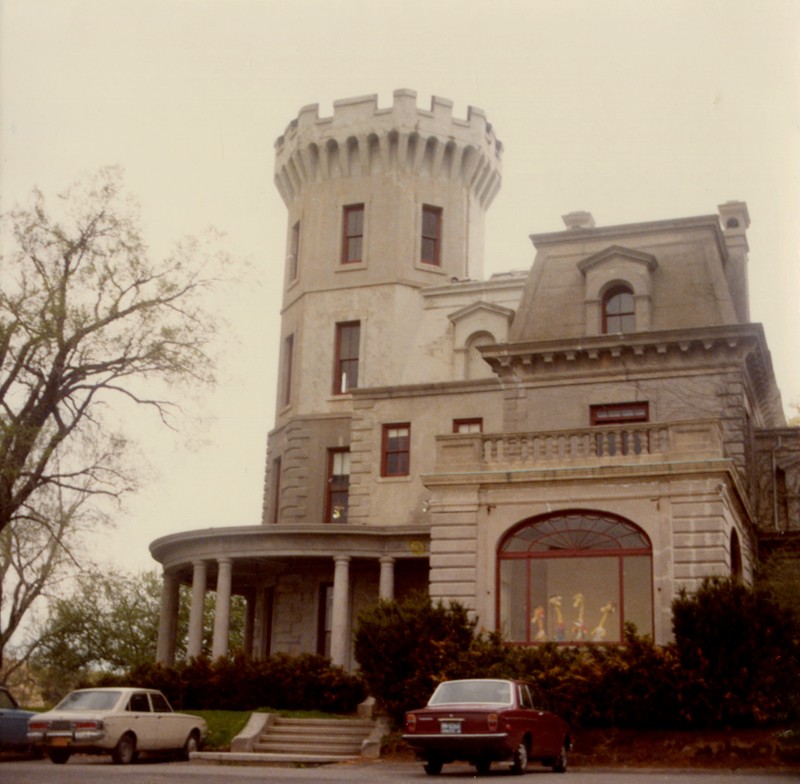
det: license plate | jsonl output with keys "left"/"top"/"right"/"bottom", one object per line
{"left": 50, "top": 737, "right": 70, "bottom": 747}
{"left": 441, "top": 721, "right": 461, "bottom": 734}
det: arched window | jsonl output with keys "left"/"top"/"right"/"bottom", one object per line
{"left": 498, "top": 511, "right": 653, "bottom": 644}
{"left": 602, "top": 285, "right": 635, "bottom": 333}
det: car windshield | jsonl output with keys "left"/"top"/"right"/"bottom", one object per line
{"left": 428, "top": 680, "right": 513, "bottom": 706}
{"left": 55, "top": 690, "right": 122, "bottom": 711}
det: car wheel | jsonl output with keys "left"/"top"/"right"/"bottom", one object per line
{"left": 47, "top": 748, "right": 71, "bottom": 765}
{"left": 552, "top": 740, "right": 568, "bottom": 773}
{"left": 510, "top": 741, "right": 528, "bottom": 775}
{"left": 111, "top": 732, "right": 137, "bottom": 765}
{"left": 423, "top": 758, "right": 443, "bottom": 775}
{"left": 474, "top": 758, "right": 492, "bottom": 775}
{"left": 180, "top": 731, "right": 199, "bottom": 761}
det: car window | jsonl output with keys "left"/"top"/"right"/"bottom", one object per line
{"left": 128, "top": 693, "right": 151, "bottom": 712}
{"left": 149, "top": 693, "right": 173, "bottom": 713}
{"left": 56, "top": 691, "right": 122, "bottom": 711}
{"left": 518, "top": 684, "right": 534, "bottom": 709}
{"left": 429, "top": 680, "right": 512, "bottom": 706}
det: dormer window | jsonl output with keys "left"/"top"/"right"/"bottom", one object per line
{"left": 602, "top": 285, "right": 635, "bottom": 334}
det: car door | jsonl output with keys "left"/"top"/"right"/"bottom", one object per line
{"left": 519, "top": 683, "right": 556, "bottom": 757}
{"left": 0, "top": 688, "right": 30, "bottom": 747}
{"left": 148, "top": 691, "right": 184, "bottom": 751}
{"left": 126, "top": 691, "right": 156, "bottom": 750}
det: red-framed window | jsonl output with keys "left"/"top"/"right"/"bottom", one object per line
{"left": 453, "top": 418, "right": 483, "bottom": 433}
{"left": 497, "top": 511, "right": 653, "bottom": 645}
{"left": 420, "top": 205, "right": 442, "bottom": 266}
{"left": 342, "top": 204, "right": 365, "bottom": 264}
{"left": 326, "top": 448, "right": 350, "bottom": 523}
{"left": 602, "top": 285, "right": 635, "bottom": 333}
{"left": 288, "top": 220, "right": 300, "bottom": 281}
{"left": 381, "top": 423, "right": 410, "bottom": 477}
{"left": 281, "top": 333, "right": 294, "bottom": 407}
{"left": 590, "top": 402, "right": 649, "bottom": 425}
{"left": 334, "top": 321, "right": 360, "bottom": 394}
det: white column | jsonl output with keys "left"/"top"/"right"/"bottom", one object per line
{"left": 243, "top": 591, "right": 255, "bottom": 658}
{"left": 379, "top": 556, "right": 395, "bottom": 600}
{"left": 156, "top": 570, "right": 179, "bottom": 665}
{"left": 212, "top": 558, "right": 233, "bottom": 659}
{"left": 187, "top": 560, "right": 207, "bottom": 659}
{"left": 330, "top": 556, "right": 351, "bottom": 667}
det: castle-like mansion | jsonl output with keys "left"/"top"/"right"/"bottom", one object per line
{"left": 151, "top": 90, "right": 799, "bottom": 669}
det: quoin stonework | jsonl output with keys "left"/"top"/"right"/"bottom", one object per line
{"left": 150, "top": 90, "right": 800, "bottom": 668}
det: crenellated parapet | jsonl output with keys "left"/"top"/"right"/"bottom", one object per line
{"left": 274, "top": 89, "right": 503, "bottom": 208}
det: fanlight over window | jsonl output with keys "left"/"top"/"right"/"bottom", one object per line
{"left": 498, "top": 511, "right": 653, "bottom": 645}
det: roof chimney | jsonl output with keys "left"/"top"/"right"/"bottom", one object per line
{"left": 562, "top": 211, "right": 595, "bottom": 230}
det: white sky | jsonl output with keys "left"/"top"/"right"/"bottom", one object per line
{"left": 2, "top": 0, "right": 798, "bottom": 574}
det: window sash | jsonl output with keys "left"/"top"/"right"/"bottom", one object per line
{"left": 289, "top": 221, "right": 300, "bottom": 281}
{"left": 602, "top": 287, "right": 635, "bottom": 333}
{"left": 326, "top": 448, "right": 350, "bottom": 523}
{"left": 282, "top": 334, "right": 294, "bottom": 407}
{"left": 382, "top": 424, "right": 410, "bottom": 476}
{"left": 342, "top": 204, "right": 364, "bottom": 264}
{"left": 420, "top": 205, "right": 442, "bottom": 266}
{"left": 453, "top": 418, "right": 483, "bottom": 433}
{"left": 334, "top": 321, "right": 360, "bottom": 394}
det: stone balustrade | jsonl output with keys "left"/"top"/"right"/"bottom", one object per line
{"left": 435, "top": 419, "right": 725, "bottom": 473}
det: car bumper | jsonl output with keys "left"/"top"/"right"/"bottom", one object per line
{"left": 402, "top": 732, "right": 514, "bottom": 760}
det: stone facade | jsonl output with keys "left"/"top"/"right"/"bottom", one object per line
{"left": 151, "top": 91, "right": 798, "bottom": 669}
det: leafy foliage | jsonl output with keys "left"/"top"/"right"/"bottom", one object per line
{"left": 30, "top": 567, "right": 246, "bottom": 701}
{"left": 0, "top": 168, "right": 227, "bottom": 669}
{"left": 355, "top": 580, "right": 800, "bottom": 730}
{"left": 122, "top": 653, "right": 366, "bottom": 713}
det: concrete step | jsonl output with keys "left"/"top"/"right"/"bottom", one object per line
{"left": 252, "top": 716, "right": 375, "bottom": 759}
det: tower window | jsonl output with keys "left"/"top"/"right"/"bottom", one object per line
{"left": 342, "top": 204, "right": 364, "bottom": 264}
{"left": 281, "top": 333, "right": 294, "bottom": 407}
{"left": 382, "top": 423, "right": 410, "bottom": 477}
{"left": 334, "top": 321, "right": 360, "bottom": 394}
{"left": 326, "top": 448, "right": 350, "bottom": 523}
{"left": 602, "top": 285, "right": 635, "bottom": 333}
{"left": 421, "top": 205, "right": 442, "bottom": 266}
{"left": 288, "top": 220, "right": 300, "bottom": 281}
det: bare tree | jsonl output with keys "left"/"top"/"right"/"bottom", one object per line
{"left": 0, "top": 167, "right": 226, "bottom": 670}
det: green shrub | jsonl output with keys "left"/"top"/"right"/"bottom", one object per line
{"left": 353, "top": 592, "right": 477, "bottom": 725}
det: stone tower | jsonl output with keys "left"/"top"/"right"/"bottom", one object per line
{"left": 264, "top": 90, "right": 503, "bottom": 526}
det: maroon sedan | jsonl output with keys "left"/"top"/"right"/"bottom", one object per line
{"left": 403, "top": 678, "right": 570, "bottom": 775}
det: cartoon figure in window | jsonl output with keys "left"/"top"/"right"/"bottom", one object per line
{"left": 532, "top": 606, "right": 547, "bottom": 641}
{"left": 592, "top": 602, "right": 617, "bottom": 641}
{"left": 549, "top": 595, "right": 565, "bottom": 641}
{"left": 572, "top": 593, "right": 588, "bottom": 641}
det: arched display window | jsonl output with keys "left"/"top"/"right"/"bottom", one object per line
{"left": 497, "top": 511, "right": 653, "bottom": 644}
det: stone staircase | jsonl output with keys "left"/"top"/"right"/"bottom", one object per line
{"left": 194, "top": 713, "right": 386, "bottom": 765}
{"left": 252, "top": 716, "right": 376, "bottom": 762}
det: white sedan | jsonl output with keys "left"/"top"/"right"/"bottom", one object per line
{"left": 28, "top": 687, "right": 207, "bottom": 765}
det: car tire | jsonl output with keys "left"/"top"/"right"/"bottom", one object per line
{"left": 423, "top": 758, "right": 443, "bottom": 775}
{"left": 474, "top": 758, "right": 492, "bottom": 775}
{"left": 180, "top": 731, "right": 199, "bottom": 761}
{"left": 552, "top": 740, "right": 568, "bottom": 773}
{"left": 111, "top": 732, "right": 137, "bottom": 765}
{"left": 47, "top": 748, "right": 71, "bottom": 765}
{"left": 510, "top": 741, "right": 528, "bottom": 775}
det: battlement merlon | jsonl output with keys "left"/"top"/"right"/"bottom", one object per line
{"left": 273, "top": 89, "right": 503, "bottom": 207}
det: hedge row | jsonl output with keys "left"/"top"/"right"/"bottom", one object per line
{"left": 354, "top": 580, "right": 800, "bottom": 729}
{"left": 102, "top": 652, "right": 366, "bottom": 713}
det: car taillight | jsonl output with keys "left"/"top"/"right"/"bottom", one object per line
{"left": 74, "top": 721, "right": 102, "bottom": 730}
{"left": 406, "top": 713, "right": 417, "bottom": 731}
{"left": 28, "top": 721, "right": 49, "bottom": 731}
{"left": 487, "top": 713, "right": 499, "bottom": 731}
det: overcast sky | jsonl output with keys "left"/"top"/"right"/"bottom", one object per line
{"left": 2, "top": 0, "right": 798, "bottom": 574}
